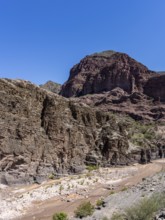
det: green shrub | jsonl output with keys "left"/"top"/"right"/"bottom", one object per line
{"left": 52, "top": 212, "right": 68, "bottom": 220}
{"left": 111, "top": 213, "right": 125, "bottom": 220}
{"left": 102, "top": 217, "right": 109, "bottom": 220}
{"left": 127, "top": 121, "right": 156, "bottom": 147}
{"left": 59, "top": 185, "right": 64, "bottom": 192}
{"left": 74, "top": 201, "right": 94, "bottom": 218}
{"left": 49, "top": 173, "right": 55, "bottom": 180}
{"left": 121, "top": 186, "right": 128, "bottom": 191}
{"left": 125, "top": 193, "right": 165, "bottom": 220}
{"left": 86, "top": 165, "right": 98, "bottom": 172}
{"left": 109, "top": 191, "right": 115, "bottom": 195}
{"left": 96, "top": 198, "right": 104, "bottom": 207}
{"left": 111, "top": 193, "right": 165, "bottom": 220}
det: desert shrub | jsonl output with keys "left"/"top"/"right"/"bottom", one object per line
{"left": 132, "top": 123, "right": 155, "bottom": 145}
{"left": 86, "top": 165, "right": 98, "bottom": 172}
{"left": 102, "top": 217, "right": 109, "bottom": 220}
{"left": 110, "top": 193, "right": 165, "bottom": 220}
{"left": 125, "top": 193, "right": 165, "bottom": 220}
{"left": 111, "top": 213, "right": 125, "bottom": 220}
{"left": 52, "top": 212, "right": 68, "bottom": 220}
{"left": 121, "top": 186, "right": 128, "bottom": 191}
{"left": 74, "top": 201, "right": 94, "bottom": 218}
{"left": 96, "top": 198, "right": 105, "bottom": 207}
{"left": 48, "top": 173, "right": 55, "bottom": 180}
{"left": 86, "top": 172, "right": 93, "bottom": 178}
{"left": 59, "top": 185, "right": 64, "bottom": 193}
{"left": 119, "top": 115, "right": 157, "bottom": 148}
{"left": 109, "top": 191, "right": 115, "bottom": 195}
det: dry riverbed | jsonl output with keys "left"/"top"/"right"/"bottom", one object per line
{"left": 0, "top": 159, "right": 165, "bottom": 220}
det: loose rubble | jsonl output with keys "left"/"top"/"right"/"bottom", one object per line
{"left": 0, "top": 166, "right": 138, "bottom": 219}
{"left": 80, "top": 169, "right": 165, "bottom": 220}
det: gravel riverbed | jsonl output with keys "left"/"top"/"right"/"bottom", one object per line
{"left": 0, "top": 160, "right": 164, "bottom": 220}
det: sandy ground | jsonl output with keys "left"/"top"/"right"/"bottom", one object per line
{"left": 1, "top": 159, "right": 165, "bottom": 220}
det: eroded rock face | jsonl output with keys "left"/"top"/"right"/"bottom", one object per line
{"left": 0, "top": 79, "right": 130, "bottom": 185}
{"left": 72, "top": 89, "right": 165, "bottom": 121}
{"left": 61, "top": 51, "right": 165, "bottom": 121}
{"left": 61, "top": 51, "right": 156, "bottom": 97}
{"left": 144, "top": 75, "right": 165, "bottom": 102}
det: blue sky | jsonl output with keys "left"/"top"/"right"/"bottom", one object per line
{"left": 0, "top": 0, "right": 165, "bottom": 85}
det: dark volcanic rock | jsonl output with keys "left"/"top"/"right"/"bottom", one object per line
{"left": 61, "top": 51, "right": 165, "bottom": 121}
{"left": 0, "top": 79, "right": 131, "bottom": 185}
{"left": 40, "top": 80, "right": 61, "bottom": 94}
{"left": 144, "top": 74, "right": 165, "bottom": 102}
{"left": 71, "top": 88, "right": 165, "bottom": 122}
{"left": 61, "top": 51, "right": 156, "bottom": 97}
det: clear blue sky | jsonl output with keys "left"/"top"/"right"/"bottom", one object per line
{"left": 0, "top": 0, "right": 165, "bottom": 85}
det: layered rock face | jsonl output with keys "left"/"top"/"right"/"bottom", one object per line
{"left": 61, "top": 51, "right": 156, "bottom": 97}
{"left": 61, "top": 51, "right": 165, "bottom": 121}
{"left": 0, "top": 79, "right": 130, "bottom": 185}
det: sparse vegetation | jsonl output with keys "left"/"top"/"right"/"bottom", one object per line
{"left": 111, "top": 193, "right": 165, "bottom": 220}
{"left": 86, "top": 172, "right": 93, "bottom": 178}
{"left": 102, "top": 217, "right": 109, "bottom": 220}
{"left": 94, "top": 178, "right": 98, "bottom": 182}
{"left": 59, "top": 185, "right": 64, "bottom": 193}
{"left": 86, "top": 165, "right": 98, "bottom": 172}
{"left": 78, "top": 175, "right": 83, "bottom": 179}
{"left": 80, "top": 180, "right": 84, "bottom": 185}
{"left": 74, "top": 201, "right": 94, "bottom": 218}
{"left": 125, "top": 193, "right": 165, "bottom": 220}
{"left": 118, "top": 115, "right": 158, "bottom": 148}
{"left": 52, "top": 212, "right": 68, "bottom": 220}
{"left": 109, "top": 191, "right": 115, "bottom": 195}
{"left": 128, "top": 121, "right": 155, "bottom": 147}
{"left": 121, "top": 186, "right": 128, "bottom": 191}
{"left": 111, "top": 213, "right": 124, "bottom": 220}
{"left": 96, "top": 198, "right": 105, "bottom": 208}
{"left": 48, "top": 173, "right": 55, "bottom": 180}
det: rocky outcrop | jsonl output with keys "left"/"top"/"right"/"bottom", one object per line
{"left": 0, "top": 79, "right": 131, "bottom": 185}
{"left": 72, "top": 89, "right": 165, "bottom": 121}
{"left": 40, "top": 80, "right": 61, "bottom": 94}
{"left": 61, "top": 51, "right": 165, "bottom": 121}
{"left": 144, "top": 75, "right": 165, "bottom": 102}
{"left": 61, "top": 51, "right": 156, "bottom": 97}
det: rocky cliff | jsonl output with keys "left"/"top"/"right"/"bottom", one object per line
{"left": 0, "top": 79, "right": 131, "bottom": 185}
{"left": 61, "top": 51, "right": 156, "bottom": 97}
{"left": 144, "top": 74, "right": 165, "bottom": 102}
{"left": 61, "top": 51, "right": 165, "bottom": 121}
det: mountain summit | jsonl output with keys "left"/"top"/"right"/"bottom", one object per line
{"left": 60, "top": 51, "right": 165, "bottom": 121}
{"left": 61, "top": 51, "right": 156, "bottom": 97}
